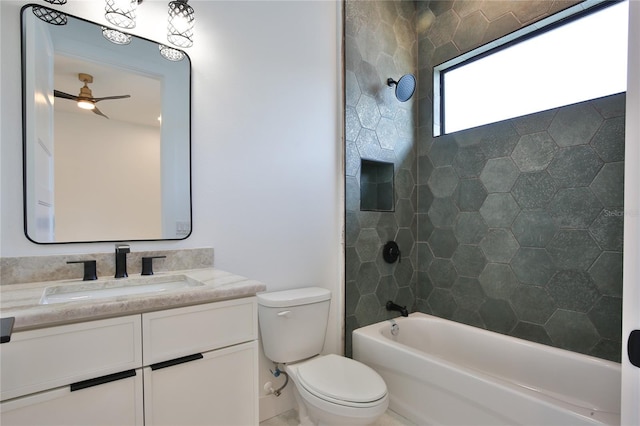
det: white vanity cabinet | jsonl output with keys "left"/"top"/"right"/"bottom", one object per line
{"left": 0, "top": 297, "right": 259, "bottom": 426}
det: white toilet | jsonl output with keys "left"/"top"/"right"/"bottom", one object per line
{"left": 257, "top": 287, "right": 389, "bottom": 426}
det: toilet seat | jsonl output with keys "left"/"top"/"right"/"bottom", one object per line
{"left": 295, "top": 354, "right": 387, "bottom": 407}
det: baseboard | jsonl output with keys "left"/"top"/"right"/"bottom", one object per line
{"left": 259, "top": 388, "right": 296, "bottom": 423}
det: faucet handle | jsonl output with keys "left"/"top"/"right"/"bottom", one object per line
{"left": 141, "top": 256, "right": 166, "bottom": 276}
{"left": 382, "top": 241, "right": 401, "bottom": 264}
{"left": 67, "top": 260, "right": 98, "bottom": 281}
{"left": 115, "top": 244, "right": 130, "bottom": 254}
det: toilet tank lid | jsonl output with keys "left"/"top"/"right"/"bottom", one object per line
{"left": 257, "top": 287, "right": 331, "bottom": 308}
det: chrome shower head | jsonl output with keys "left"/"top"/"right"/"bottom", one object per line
{"left": 387, "top": 74, "right": 416, "bottom": 102}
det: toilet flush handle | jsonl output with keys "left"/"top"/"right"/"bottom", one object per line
{"left": 277, "top": 310, "right": 291, "bottom": 318}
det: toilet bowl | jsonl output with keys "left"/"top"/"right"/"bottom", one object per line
{"left": 257, "top": 287, "right": 389, "bottom": 426}
{"left": 285, "top": 354, "right": 389, "bottom": 426}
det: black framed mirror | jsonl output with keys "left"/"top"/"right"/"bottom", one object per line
{"left": 21, "top": 4, "right": 192, "bottom": 244}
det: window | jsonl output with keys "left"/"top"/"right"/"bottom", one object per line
{"left": 434, "top": 0, "right": 628, "bottom": 136}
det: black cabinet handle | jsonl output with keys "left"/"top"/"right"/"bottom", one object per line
{"left": 629, "top": 330, "right": 640, "bottom": 368}
{"left": 150, "top": 353, "right": 203, "bottom": 371}
{"left": 1, "top": 317, "right": 15, "bottom": 344}
{"left": 70, "top": 369, "right": 136, "bottom": 392}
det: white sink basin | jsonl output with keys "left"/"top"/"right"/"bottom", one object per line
{"left": 40, "top": 275, "right": 203, "bottom": 305}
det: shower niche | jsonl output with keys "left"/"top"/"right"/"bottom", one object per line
{"left": 360, "top": 159, "right": 394, "bottom": 212}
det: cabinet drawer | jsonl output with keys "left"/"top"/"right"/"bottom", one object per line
{"left": 143, "top": 341, "right": 258, "bottom": 426}
{"left": 0, "top": 368, "right": 143, "bottom": 426}
{"left": 0, "top": 315, "right": 142, "bottom": 401}
{"left": 142, "top": 297, "right": 257, "bottom": 365}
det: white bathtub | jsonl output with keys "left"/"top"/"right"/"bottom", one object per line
{"left": 352, "top": 313, "right": 621, "bottom": 426}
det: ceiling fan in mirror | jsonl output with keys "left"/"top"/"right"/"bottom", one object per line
{"left": 54, "top": 73, "right": 130, "bottom": 119}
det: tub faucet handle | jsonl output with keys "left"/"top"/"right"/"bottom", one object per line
{"left": 383, "top": 241, "right": 401, "bottom": 264}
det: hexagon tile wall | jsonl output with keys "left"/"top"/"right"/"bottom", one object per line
{"left": 345, "top": 0, "right": 623, "bottom": 363}
{"left": 345, "top": 0, "right": 419, "bottom": 356}
{"left": 417, "top": 94, "right": 625, "bottom": 363}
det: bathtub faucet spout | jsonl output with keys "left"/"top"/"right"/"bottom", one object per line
{"left": 386, "top": 300, "right": 409, "bottom": 317}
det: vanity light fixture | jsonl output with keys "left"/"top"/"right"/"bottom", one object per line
{"left": 104, "top": 0, "right": 140, "bottom": 30}
{"left": 167, "top": 0, "right": 194, "bottom": 48}
{"left": 159, "top": 44, "right": 185, "bottom": 61}
{"left": 102, "top": 27, "right": 133, "bottom": 45}
{"left": 32, "top": 5, "right": 67, "bottom": 25}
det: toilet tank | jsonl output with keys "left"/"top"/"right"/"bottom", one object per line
{"left": 257, "top": 287, "right": 331, "bottom": 364}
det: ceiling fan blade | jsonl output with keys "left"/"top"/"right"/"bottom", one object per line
{"left": 54, "top": 90, "right": 79, "bottom": 101}
{"left": 94, "top": 94, "right": 131, "bottom": 102}
{"left": 92, "top": 106, "right": 109, "bottom": 119}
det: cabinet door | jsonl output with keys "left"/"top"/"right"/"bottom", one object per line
{"left": 144, "top": 341, "right": 258, "bottom": 426}
{"left": 0, "top": 369, "right": 143, "bottom": 426}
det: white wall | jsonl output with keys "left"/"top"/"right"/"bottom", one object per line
{"left": 1, "top": 0, "right": 344, "bottom": 420}
{"left": 622, "top": 0, "right": 640, "bottom": 423}
{"left": 54, "top": 110, "right": 162, "bottom": 241}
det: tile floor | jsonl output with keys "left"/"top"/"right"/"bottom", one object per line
{"left": 260, "top": 409, "right": 415, "bottom": 426}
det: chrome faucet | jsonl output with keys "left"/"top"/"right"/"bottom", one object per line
{"left": 115, "top": 244, "right": 130, "bottom": 278}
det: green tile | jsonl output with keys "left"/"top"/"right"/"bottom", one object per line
{"left": 452, "top": 244, "right": 487, "bottom": 278}
{"left": 547, "top": 270, "right": 600, "bottom": 313}
{"left": 478, "top": 263, "right": 519, "bottom": 300}
{"left": 547, "top": 230, "right": 601, "bottom": 271}
{"left": 545, "top": 310, "right": 599, "bottom": 355}
{"left": 548, "top": 102, "right": 603, "bottom": 147}
{"left": 480, "top": 229, "right": 519, "bottom": 263}
{"left": 480, "top": 157, "right": 519, "bottom": 192}
{"left": 479, "top": 193, "right": 520, "bottom": 227}
{"left": 479, "top": 298, "right": 517, "bottom": 334}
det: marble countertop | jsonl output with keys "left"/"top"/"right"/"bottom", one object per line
{"left": 0, "top": 268, "right": 266, "bottom": 332}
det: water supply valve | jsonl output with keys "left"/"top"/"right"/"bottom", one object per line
{"left": 270, "top": 367, "right": 282, "bottom": 377}
{"left": 268, "top": 365, "right": 289, "bottom": 397}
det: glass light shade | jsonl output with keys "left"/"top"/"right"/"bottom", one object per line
{"left": 159, "top": 44, "right": 185, "bottom": 61}
{"left": 102, "top": 27, "right": 132, "bottom": 45}
{"left": 77, "top": 100, "right": 95, "bottom": 110}
{"left": 167, "top": 0, "right": 194, "bottom": 48}
{"left": 32, "top": 6, "right": 67, "bottom": 25}
{"left": 105, "top": 0, "right": 138, "bottom": 29}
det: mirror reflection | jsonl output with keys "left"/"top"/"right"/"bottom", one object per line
{"left": 22, "top": 4, "right": 191, "bottom": 243}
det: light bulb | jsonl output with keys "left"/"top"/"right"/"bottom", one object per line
{"left": 171, "top": 14, "right": 190, "bottom": 33}
{"left": 159, "top": 45, "right": 185, "bottom": 61}
{"left": 77, "top": 100, "right": 95, "bottom": 110}
{"left": 102, "top": 27, "right": 132, "bottom": 45}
